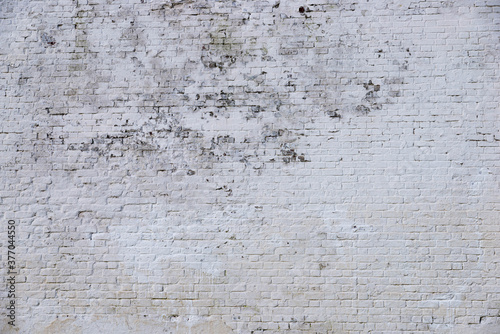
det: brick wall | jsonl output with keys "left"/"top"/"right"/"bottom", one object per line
{"left": 1, "top": 0, "right": 499, "bottom": 333}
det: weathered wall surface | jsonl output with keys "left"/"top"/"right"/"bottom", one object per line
{"left": 1, "top": 0, "right": 499, "bottom": 333}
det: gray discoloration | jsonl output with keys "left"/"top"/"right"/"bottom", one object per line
{"left": 41, "top": 32, "right": 56, "bottom": 46}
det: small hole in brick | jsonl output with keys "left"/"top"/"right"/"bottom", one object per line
{"left": 299, "top": 6, "right": 305, "bottom": 13}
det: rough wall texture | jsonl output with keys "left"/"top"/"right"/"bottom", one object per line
{"left": 1, "top": 0, "right": 500, "bottom": 333}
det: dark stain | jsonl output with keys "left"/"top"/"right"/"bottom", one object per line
{"left": 356, "top": 105, "right": 370, "bottom": 114}
{"left": 281, "top": 149, "right": 297, "bottom": 163}
{"left": 174, "top": 127, "right": 192, "bottom": 139}
{"left": 151, "top": 2, "right": 183, "bottom": 12}
{"left": 41, "top": 32, "right": 56, "bottom": 46}
{"left": 299, "top": 6, "right": 311, "bottom": 13}
{"left": 216, "top": 185, "right": 232, "bottom": 196}
{"left": 279, "top": 48, "right": 298, "bottom": 56}
{"left": 216, "top": 135, "right": 235, "bottom": 144}
{"left": 18, "top": 76, "right": 29, "bottom": 85}
{"left": 401, "top": 60, "right": 409, "bottom": 70}
{"left": 216, "top": 91, "right": 235, "bottom": 107}
{"left": 187, "top": 170, "right": 196, "bottom": 176}
{"left": 327, "top": 110, "right": 341, "bottom": 119}
{"left": 263, "top": 128, "right": 285, "bottom": 142}
{"left": 365, "top": 91, "right": 375, "bottom": 99}
{"left": 251, "top": 106, "right": 262, "bottom": 113}
{"left": 363, "top": 80, "right": 380, "bottom": 91}
{"left": 247, "top": 105, "right": 263, "bottom": 120}
{"left": 384, "top": 78, "right": 405, "bottom": 85}
{"left": 201, "top": 54, "right": 237, "bottom": 70}
{"left": 280, "top": 145, "right": 309, "bottom": 163}
{"left": 361, "top": 80, "right": 382, "bottom": 111}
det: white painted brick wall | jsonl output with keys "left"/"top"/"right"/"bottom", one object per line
{"left": 1, "top": 0, "right": 500, "bottom": 333}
